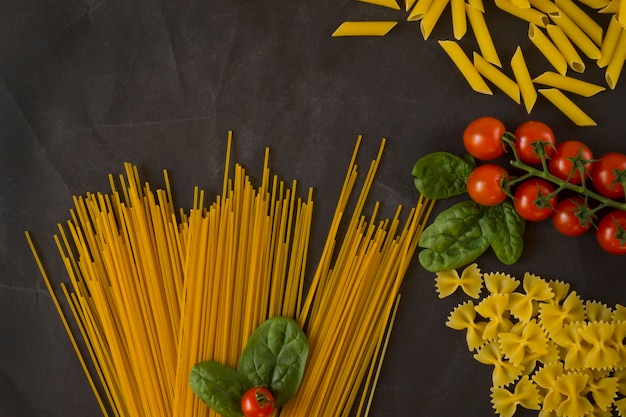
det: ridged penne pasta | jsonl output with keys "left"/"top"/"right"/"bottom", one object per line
{"left": 421, "top": 0, "right": 451, "bottom": 39}
{"left": 466, "top": 4, "right": 501, "bottom": 66}
{"left": 549, "top": 11, "right": 601, "bottom": 59}
{"left": 538, "top": 88, "right": 597, "bottom": 126}
{"left": 439, "top": 40, "right": 493, "bottom": 94}
{"left": 451, "top": 0, "right": 468, "bottom": 39}
{"left": 598, "top": 15, "right": 624, "bottom": 67}
{"left": 605, "top": 27, "right": 626, "bottom": 89}
{"left": 408, "top": 0, "right": 435, "bottom": 21}
{"left": 473, "top": 52, "right": 521, "bottom": 104}
{"left": 533, "top": 71, "right": 606, "bottom": 96}
{"left": 332, "top": 21, "right": 398, "bottom": 36}
{"left": 554, "top": 0, "right": 604, "bottom": 45}
{"left": 529, "top": 23, "right": 569, "bottom": 74}
{"left": 547, "top": 24, "right": 585, "bottom": 72}
{"left": 511, "top": 47, "right": 537, "bottom": 113}
{"left": 495, "top": 0, "right": 550, "bottom": 27}
{"left": 359, "top": 0, "right": 401, "bottom": 9}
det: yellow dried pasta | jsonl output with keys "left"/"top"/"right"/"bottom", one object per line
{"left": 435, "top": 263, "right": 483, "bottom": 298}
{"left": 434, "top": 264, "right": 626, "bottom": 417}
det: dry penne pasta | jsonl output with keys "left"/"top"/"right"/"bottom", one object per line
{"left": 549, "top": 11, "right": 601, "bottom": 59}
{"left": 406, "top": 0, "right": 418, "bottom": 10}
{"left": 599, "top": 0, "right": 620, "bottom": 14}
{"left": 598, "top": 15, "right": 624, "bottom": 67}
{"left": 451, "top": 0, "right": 468, "bottom": 39}
{"left": 495, "top": 0, "right": 550, "bottom": 27}
{"left": 466, "top": 4, "right": 501, "bottom": 66}
{"left": 547, "top": 24, "right": 585, "bottom": 72}
{"left": 533, "top": 71, "right": 606, "bottom": 96}
{"left": 529, "top": 23, "right": 569, "bottom": 74}
{"left": 576, "top": 0, "right": 611, "bottom": 9}
{"left": 421, "top": 0, "right": 451, "bottom": 39}
{"left": 529, "top": 0, "right": 560, "bottom": 13}
{"left": 554, "top": 0, "right": 604, "bottom": 45}
{"left": 538, "top": 88, "right": 597, "bottom": 126}
{"left": 511, "top": 47, "right": 537, "bottom": 113}
{"left": 332, "top": 21, "right": 398, "bottom": 36}
{"left": 439, "top": 40, "right": 493, "bottom": 94}
{"left": 605, "top": 27, "right": 626, "bottom": 89}
{"left": 408, "top": 0, "right": 435, "bottom": 21}
{"left": 473, "top": 52, "right": 521, "bottom": 104}
{"left": 359, "top": 0, "right": 401, "bottom": 9}
{"left": 468, "top": 0, "right": 485, "bottom": 11}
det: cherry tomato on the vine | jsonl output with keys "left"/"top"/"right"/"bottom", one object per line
{"left": 552, "top": 197, "right": 591, "bottom": 236}
{"left": 513, "top": 178, "right": 557, "bottom": 221}
{"left": 591, "top": 152, "right": 626, "bottom": 199}
{"left": 463, "top": 116, "right": 506, "bottom": 161}
{"left": 548, "top": 140, "right": 594, "bottom": 185}
{"left": 513, "top": 121, "right": 556, "bottom": 165}
{"left": 241, "top": 387, "right": 275, "bottom": 417}
{"left": 466, "top": 164, "right": 509, "bottom": 206}
{"left": 596, "top": 210, "right": 626, "bottom": 255}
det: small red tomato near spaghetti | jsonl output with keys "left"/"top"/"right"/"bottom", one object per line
{"left": 241, "top": 387, "right": 275, "bottom": 417}
{"left": 463, "top": 117, "right": 506, "bottom": 161}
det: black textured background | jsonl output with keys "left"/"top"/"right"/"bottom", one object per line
{"left": 1, "top": 1, "right": 625, "bottom": 416}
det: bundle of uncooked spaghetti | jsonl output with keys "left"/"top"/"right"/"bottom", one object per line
{"left": 26, "top": 132, "right": 433, "bottom": 417}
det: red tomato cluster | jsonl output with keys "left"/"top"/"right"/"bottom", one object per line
{"left": 462, "top": 116, "right": 626, "bottom": 255}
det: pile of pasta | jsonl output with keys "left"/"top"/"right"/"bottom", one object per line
{"left": 26, "top": 132, "right": 434, "bottom": 417}
{"left": 332, "top": 0, "right": 626, "bottom": 126}
{"left": 435, "top": 263, "right": 626, "bottom": 417}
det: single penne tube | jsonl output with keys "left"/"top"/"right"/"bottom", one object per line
{"left": 439, "top": 40, "right": 493, "bottom": 94}
{"left": 473, "top": 52, "right": 521, "bottom": 103}
{"left": 554, "top": 0, "right": 603, "bottom": 45}
{"left": 359, "top": 0, "right": 402, "bottom": 9}
{"left": 468, "top": 0, "right": 485, "bottom": 11}
{"left": 549, "top": 11, "right": 601, "bottom": 59}
{"left": 576, "top": 0, "right": 610, "bottom": 9}
{"left": 533, "top": 71, "right": 606, "bottom": 96}
{"left": 495, "top": 0, "right": 549, "bottom": 27}
{"left": 451, "top": 0, "right": 468, "bottom": 39}
{"left": 598, "top": 15, "right": 623, "bottom": 67}
{"left": 511, "top": 46, "right": 537, "bottom": 114}
{"left": 546, "top": 24, "right": 585, "bottom": 72}
{"left": 331, "top": 21, "right": 398, "bottom": 36}
{"left": 528, "top": 23, "right": 569, "bottom": 74}
{"left": 605, "top": 28, "right": 626, "bottom": 89}
{"left": 420, "top": 0, "right": 451, "bottom": 39}
{"left": 511, "top": 0, "right": 531, "bottom": 8}
{"left": 408, "top": 0, "right": 436, "bottom": 20}
{"left": 466, "top": 4, "right": 502, "bottom": 66}
{"left": 538, "top": 88, "right": 597, "bottom": 126}
{"left": 529, "top": 0, "right": 560, "bottom": 13}
{"left": 511, "top": 47, "right": 537, "bottom": 113}
{"left": 599, "top": 0, "right": 619, "bottom": 13}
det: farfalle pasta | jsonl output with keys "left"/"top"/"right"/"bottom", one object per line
{"left": 433, "top": 264, "right": 626, "bottom": 417}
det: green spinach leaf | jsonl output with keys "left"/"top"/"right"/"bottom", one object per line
{"left": 418, "top": 200, "right": 490, "bottom": 272}
{"left": 237, "top": 316, "right": 308, "bottom": 407}
{"left": 189, "top": 360, "right": 251, "bottom": 417}
{"left": 412, "top": 152, "right": 475, "bottom": 199}
{"left": 480, "top": 201, "right": 526, "bottom": 265}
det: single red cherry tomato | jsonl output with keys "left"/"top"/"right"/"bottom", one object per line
{"left": 548, "top": 140, "right": 594, "bottom": 185}
{"left": 466, "top": 164, "right": 509, "bottom": 206}
{"left": 463, "top": 117, "right": 507, "bottom": 161}
{"left": 596, "top": 210, "right": 626, "bottom": 255}
{"left": 513, "top": 121, "right": 557, "bottom": 165}
{"left": 591, "top": 152, "right": 626, "bottom": 199}
{"left": 552, "top": 197, "right": 591, "bottom": 236}
{"left": 241, "top": 387, "right": 275, "bottom": 417}
{"left": 513, "top": 178, "right": 557, "bottom": 221}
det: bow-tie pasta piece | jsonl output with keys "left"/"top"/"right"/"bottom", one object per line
{"left": 490, "top": 376, "right": 541, "bottom": 417}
